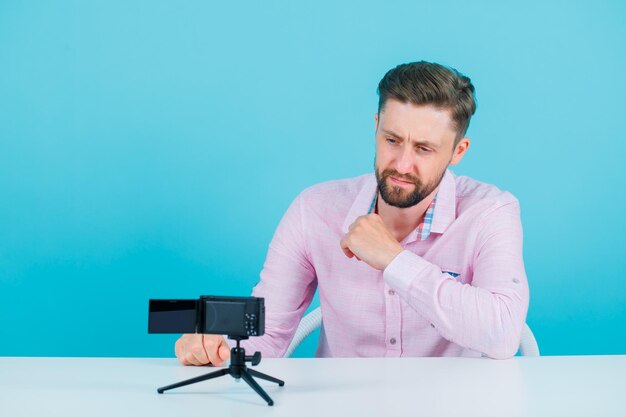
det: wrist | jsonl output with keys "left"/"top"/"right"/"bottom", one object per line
{"left": 382, "top": 245, "right": 404, "bottom": 270}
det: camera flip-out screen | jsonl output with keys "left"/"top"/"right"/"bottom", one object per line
{"left": 148, "top": 300, "right": 198, "bottom": 334}
{"left": 148, "top": 295, "right": 265, "bottom": 338}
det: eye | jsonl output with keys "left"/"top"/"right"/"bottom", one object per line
{"left": 416, "top": 146, "right": 432, "bottom": 153}
{"left": 386, "top": 137, "right": 398, "bottom": 145}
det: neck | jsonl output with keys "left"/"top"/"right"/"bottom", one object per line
{"left": 376, "top": 188, "right": 438, "bottom": 242}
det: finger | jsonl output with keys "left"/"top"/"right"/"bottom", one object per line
{"left": 203, "top": 335, "right": 223, "bottom": 366}
{"left": 367, "top": 213, "right": 381, "bottom": 221}
{"left": 349, "top": 214, "right": 368, "bottom": 231}
{"left": 176, "top": 335, "right": 196, "bottom": 365}
{"left": 340, "top": 238, "right": 361, "bottom": 261}
{"left": 174, "top": 339, "right": 186, "bottom": 364}
{"left": 340, "top": 241, "right": 354, "bottom": 258}
{"left": 218, "top": 341, "right": 231, "bottom": 362}
{"left": 184, "top": 349, "right": 203, "bottom": 366}
{"left": 348, "top": 219, "right": 362, "bottom": 232}
{"left": 188, "top": 340, "right": 210, "bottom": 365}
{"left": 179, "top": 354, "right": 191, "bottom": 366}
{"left": 340, "top": 236, "right": 353, "bottom": 255}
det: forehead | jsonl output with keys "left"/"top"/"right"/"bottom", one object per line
{"left": 379, "top": 99, "right": 457, "bottom": 144}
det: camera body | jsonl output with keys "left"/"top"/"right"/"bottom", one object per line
{"left": 148, "top": 295, "right": 265, "bottom": 338}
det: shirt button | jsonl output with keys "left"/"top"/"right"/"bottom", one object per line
{"left": 390, "top": 338, "right": 396, "bottom": 345}
{"left": 430, "top": 323, "right": 435, "bottom": 328}
{"left": 388, "top": 289, "right": 395, "bottom": 296}
{"left": 512, "top": 278, "right": 520, "bottom": 284}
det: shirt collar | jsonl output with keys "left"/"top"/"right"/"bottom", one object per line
{"left": 341, "top": 169, "right": 457, "bottom": 240}
{"left": 430, "top": 169, "right": 456, "bottom": 234}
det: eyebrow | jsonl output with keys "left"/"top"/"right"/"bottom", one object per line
{"left": 381, "top": 128, "right": 440, "bottom": 150}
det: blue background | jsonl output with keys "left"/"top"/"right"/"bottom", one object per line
{"left": 1, "top": 0, "right": 625, "bottom": 358}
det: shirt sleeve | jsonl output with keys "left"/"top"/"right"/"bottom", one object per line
{"left": 382, "top": 201, "right": 529, "bottom": 359}
{"left": 235, "top": 193, "right": 318, "bottom": 357}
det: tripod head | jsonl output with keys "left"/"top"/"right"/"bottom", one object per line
{"left": 227, "top": 336, "right": 261, "bottom": 366}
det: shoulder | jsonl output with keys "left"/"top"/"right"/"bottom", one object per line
{"left": 454, "top": 174, "right": 520, "bottom": 216}
{"left": 298, "top": 174, "right": 372, "bottom": 203}
{"left": 291, "top": 174, "right": 373, "bottom": 224}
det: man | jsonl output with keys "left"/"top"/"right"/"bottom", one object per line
{"left": 175, "top": 61, "right": 529, "bottom": 365}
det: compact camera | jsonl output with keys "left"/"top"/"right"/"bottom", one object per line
{"left": 148, "top": 295, "right": 265, "bottom": 338}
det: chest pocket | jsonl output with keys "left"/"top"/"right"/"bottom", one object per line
{"left": 441, "top": 267, "right": 469, "bottom": 284}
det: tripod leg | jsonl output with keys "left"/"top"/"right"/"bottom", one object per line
{"left": 240, "top": 371, "right": 275, "bottom": 406}
{"left": 247, "top": 368, "right": 285, "bottom": 386}
{"left": 157, "top": 368, "right": 230, "bottom": 393}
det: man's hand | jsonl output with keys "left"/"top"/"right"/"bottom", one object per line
{"left": 340, "top": 213, "right": 404, "bottom": 270}
{"left": 175, "top": 334, "right": 231, "bottom": 366}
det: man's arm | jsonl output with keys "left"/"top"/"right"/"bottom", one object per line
{"left": 177, "top": 194, "right": 317, "bottom": 365}
{"left": 240, "top": 193, "right": 318, "bottom": 357}
{"left": 342, "top": 201, "right": 529, "bottom": 359}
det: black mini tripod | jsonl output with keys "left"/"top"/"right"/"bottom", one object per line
{"left": 157, "top": 337, "right": 285, "bottom": 406}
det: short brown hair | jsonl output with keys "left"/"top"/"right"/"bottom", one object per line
{"left": 377, "top": 61, "right": 477, "bottom": 141}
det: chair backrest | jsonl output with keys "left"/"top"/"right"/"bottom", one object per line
{"left": 519, "top": 322, "right": 540, "bottom": 356}
{"left": 284, "top": 306, "right": 540, "bottom": 357}
{"left": 284, "top": 307, "right": 322, "bottom": 358}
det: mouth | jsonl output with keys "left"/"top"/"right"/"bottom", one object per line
{"left": 389, "top": 176, "right": 415, "bottom": 187}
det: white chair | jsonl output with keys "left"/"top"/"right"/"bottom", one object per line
{"left": 519, "top": 322, "right": 540, "bottom": 357}
{"left": 284, "top": 306, "right": 540, "bottom": 357}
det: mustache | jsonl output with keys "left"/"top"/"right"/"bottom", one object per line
{"left": 381, "top": 169, "right": 418, "bottom": 184}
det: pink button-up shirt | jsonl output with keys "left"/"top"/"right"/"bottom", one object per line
{"left": 240, "top": 169, "right": 529, "bottom": 359}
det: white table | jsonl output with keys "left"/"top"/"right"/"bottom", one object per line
{"left": 1, "top": 355, "right": 624, "bottom": 417}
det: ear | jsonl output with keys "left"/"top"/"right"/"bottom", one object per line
{"left": 450, "top": 137, "right": 470, "bottom": 166}
{"left": 374, "top": 113, "right": 379, "bottom": 131}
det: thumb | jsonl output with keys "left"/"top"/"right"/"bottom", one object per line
{"left": 219, "top": 343, "right": 231, "bottom": 361}
{"left": 340, "top": 238, "right": 354, "bottom": 258}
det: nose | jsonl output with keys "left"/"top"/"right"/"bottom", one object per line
{"left": 394, "top": 144, "right": 414, "bottom": 174}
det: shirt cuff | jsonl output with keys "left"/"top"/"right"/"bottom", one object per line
{"left": 383, "top": 250, "right": 432, "bottom": 294}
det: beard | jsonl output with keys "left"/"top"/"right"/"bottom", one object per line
{"left": 375, "top": 167, "right": 446, "bottom": 209}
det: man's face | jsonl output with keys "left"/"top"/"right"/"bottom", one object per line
{"left": 374, "top": 99, "right": 468, "bottom": 208}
